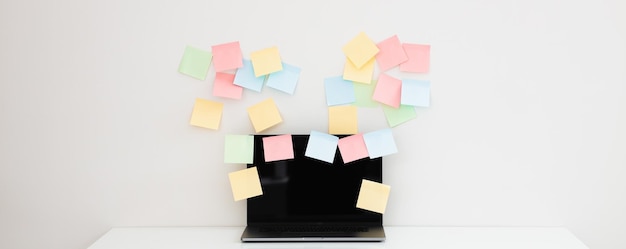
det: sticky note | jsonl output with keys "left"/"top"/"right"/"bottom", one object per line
{"left": 363, "top": 129, "right": 397, "bottom": 158}
{"left": 400, "top": 44, "right": 430, "bottom": 73}
{"left": 342, "top": 32, "right": 380, "bottom": 69}
{"left": 267, "top": 63, "right": 301, "bottom": 95}
{"left": 324, "top": 76, "right": 355, "bottom": 106}
{"left": 304, "top": 131, "right": 339, "bottom": 163}
{"left": 343, "top": 58, "right": 375, "bottom": 84}
{"left": 234, "top": 59, "right": 266, "bottom": 92}
{"left": 401, "top": 79, "right": 430, "bottom": 107}
{"left": 328, "top": 106, "right": 358, "bottom": 135}
{"left": 356, "top": 179, "right": 391, "bottom": 214}
{"left": 211, "top": 41, "right": 243, "bottom": 72}
{"left": 212, "top": 72, "right": 243, "bottom": 99}
{"left": 338, "top": 134, "right": 369, "bottom": 163}
{"left": 353, "top": 80, "right": 379, "bottom": 108}
{"left": 262, "top": 134, "right": 294, "bottom": 162}
{"left": 250, "top": 46, "right": 283, "bottom": 77}
{"left": 247, "top": 98, "right": 282, "bottom": 133}
{"left": 189, "top": 98, "right": 223, "bottom": 130}
{"left": 376, "top": 35, "right": 408, "bottom": 71}
{"left": 382, "top": 105, "right": 417, "bottom": 127}
{"left": 228, "top": 167, "right": 263, "bottom": 201}
{"left": 372, "top": 74, "right": 402, "bottom": 108}
{"left": 178, "top": 46, "right": 212, "bottom": 80}
{"left": 224, "top": 135, "right": 254, "bottom": 164}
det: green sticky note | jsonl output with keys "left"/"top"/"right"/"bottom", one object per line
{"left": 178, "top": 46, "right": 213, "bottom": 80}
{"left": 382, "top": 105, "right": 417, "bottom": 127}
{"left": 224, "top": 135, "right": 254, "bottom": 164}
{"left": 353, "top": 80, "right": 379, "bottom": 108}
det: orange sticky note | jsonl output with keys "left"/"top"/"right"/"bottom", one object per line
{"left": 342, "top": 32, "right": 380, "bottom": 69}
{"left": 228, "top": 167, "right": 263, "bottom": 201}
{"left": 247, "top": 98, "right": 283, "bottom": 132}
{"left": 338, "top": 134, "right": 369, "bottom": 163}
{"left": 400, "top": 44, "right": 430, "bottom": 73}
{"left": 343, "top": 58, "right": 375, "bottom": 84}
{"left": 189, "top": 98, "right": 223, "bottom": 130}
{"left": 250, "top": 46, "right": 283, "bottom": 77}
{"left": 262, "top": 134, "right": 294, "bottom": 162}
{"left": 356, "top": 179, "right": 391, "bottom": 214}
{"left": 328, "top": 106, "right": 358, "bottom": 135}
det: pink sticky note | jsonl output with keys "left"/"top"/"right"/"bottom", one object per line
{"left": 373, "top": 74, "right": 402, "bottom": 108}
{"left": 262, "top": 134, "right": 294, "bottom": 162}
{"left": 212, "top": 41, "right": 243, "bottom": 72}
{"left": 375, "top": 35, "right": 408, "bottom": 72}
{"left": 212, "top": 72, "right": 243, "bottom": 99}
{"left": 338, "top": 134, "right": 369, "bottom": 163}
{"left": 400, "top": 44, "right": 430, "bottom": 73}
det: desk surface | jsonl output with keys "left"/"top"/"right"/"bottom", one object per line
{"left": 87, "top": 226, "right": 589, "bottom": 249}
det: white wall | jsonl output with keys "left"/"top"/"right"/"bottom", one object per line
{"left": 1, "top": 0, "right": 625, "bottom": 248}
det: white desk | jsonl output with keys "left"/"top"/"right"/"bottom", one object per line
{"left": 87, "top": 226, "right": 589, "bottom": 249}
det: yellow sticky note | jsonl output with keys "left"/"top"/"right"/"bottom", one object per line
{"left": 356, "top": 179, "right": 391, "bottom": 214}
{"left": 247, "top": 98, "right": 283, "bottom": 132}
{"left": 342, "top": 32, "right": 379, "bottom": 69}
{"left": 328, "top": 106, "right": 358, "bottom": 135}
{"left": 189, "top": 98, "right": 223, "bottom": 130}
{"left": 250, "top": 46, "right": 283, "bottom": 77}
{"left": 228, "top": 167, "right": 263, "bottom": 201}
{"left": 343, "top": 58, "right": 375, "bottom": 84}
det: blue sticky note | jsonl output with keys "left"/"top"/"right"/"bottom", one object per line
{"left": 401, "top": 79, "right": 430, "bottom": 107}
{"left": 324, "top": 76, "right": 356, "bottom": 106}
{"left": 267, "top": 63, "right": 301, "bottom": 95}
{"left": 363, "top": 129, "right": 398, "bottom": 158}
{"left": 304, "top": 131, "right": 339, "bottom": 163}
{"left": 234, "top": 59, "right": 266, "bottom": 92}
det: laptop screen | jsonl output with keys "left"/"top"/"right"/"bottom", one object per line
{"left": 247, "top": 134, "right": 383, "bottom": 225}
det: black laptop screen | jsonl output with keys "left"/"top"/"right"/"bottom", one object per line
{"left": 247, "top": 134, "right": 383, "bottom": 225}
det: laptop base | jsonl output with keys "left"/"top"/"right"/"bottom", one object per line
{"left": 241, "top": 225, "right": 386, "bottom": 242}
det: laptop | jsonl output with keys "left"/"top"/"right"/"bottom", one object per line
{"left": 241, "top": 134, "right": 386, "bottom": 242}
